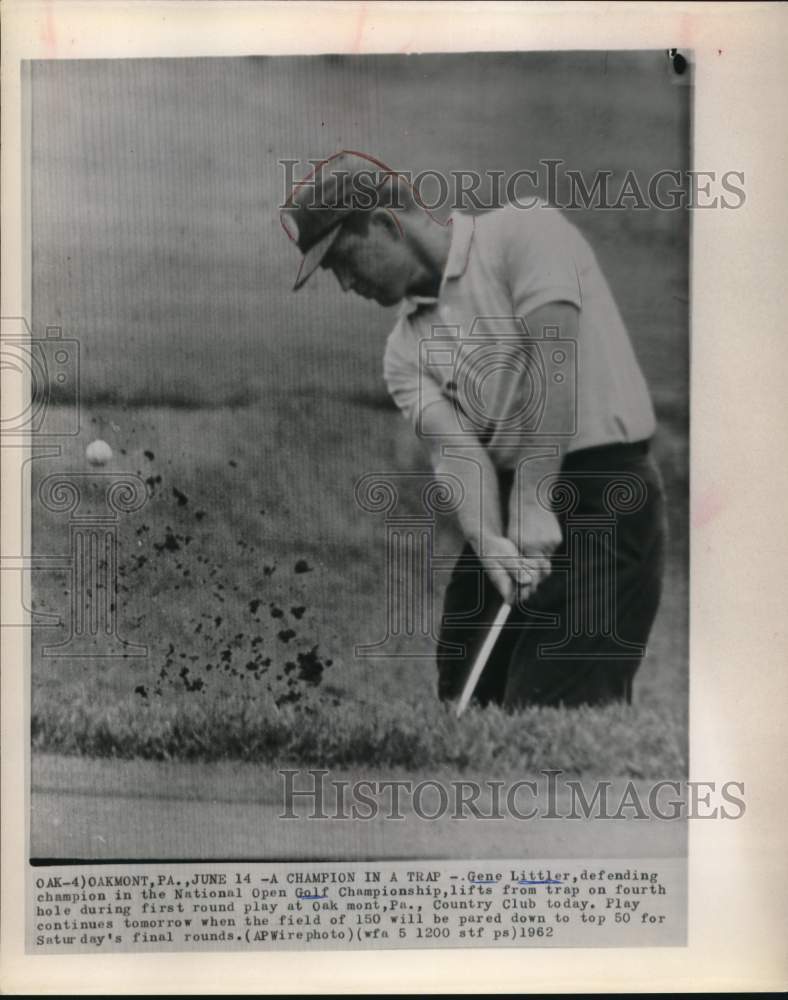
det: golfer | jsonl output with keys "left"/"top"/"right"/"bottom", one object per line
{"left": 284, "top": 151, "right": 666, "bottom": 710}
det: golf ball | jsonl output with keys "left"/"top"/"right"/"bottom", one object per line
{"left": 86, "top": 439, "right": 113, "bottom": 466}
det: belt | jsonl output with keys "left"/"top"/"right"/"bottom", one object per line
{"left": 562, "top": 438, "right": 652, "bottom": 472}
{"left": 496, "top": 440, "right": 653, "bottom": 499}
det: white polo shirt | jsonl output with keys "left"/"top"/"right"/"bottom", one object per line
{"left": 382, "top": 202, "right": 656, "bottom": 469}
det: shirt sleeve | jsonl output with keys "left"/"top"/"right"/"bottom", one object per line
{"left": 501, "top": 205, "right": 582, "bottom": 318}
{"left": 383, "top": 319, "right": 446, "bottom": 430}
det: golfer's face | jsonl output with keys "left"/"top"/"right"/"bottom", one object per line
{"left": 322, "top": 215, "right": 413, "bottom": 307}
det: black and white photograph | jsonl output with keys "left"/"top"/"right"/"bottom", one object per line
{"left": 2, "top": 2, "right": 786, "bottom": 983}
{"left": 26, "top": 50, "right": 690, "bottom": 867}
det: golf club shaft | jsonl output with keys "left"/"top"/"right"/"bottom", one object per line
{"left": 455, "top": 600, "right": 512, "bottom": 717}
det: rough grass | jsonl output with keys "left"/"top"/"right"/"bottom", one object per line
{"left": 32, "top": 688, "right": 686, "bottom": 778}
{"left": 30, "top": 402, "right": 688, "bottom": 783}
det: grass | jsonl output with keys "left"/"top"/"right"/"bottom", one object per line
{"left": 32, "top": 688, "right": 686, "bottom": 778}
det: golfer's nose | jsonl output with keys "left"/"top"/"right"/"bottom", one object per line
{"left": 336, "top": 270, "right": 353, "bottom": 293}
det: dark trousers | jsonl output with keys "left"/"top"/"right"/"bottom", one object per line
{"left": 437, "top": 440, "right": 667, "bottom": 709}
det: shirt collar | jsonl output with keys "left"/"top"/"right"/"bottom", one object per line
{"left": 401, "top": 213, "right": 475, "bottom": 315}
{"left": 443, "top": 212, "right": 475, "bottom": 280}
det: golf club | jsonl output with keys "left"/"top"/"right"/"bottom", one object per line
{"left": 455, "top": 600, "right": 512, "bottom": 717}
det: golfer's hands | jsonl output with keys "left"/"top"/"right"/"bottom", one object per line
{"left": 474, "top": 534, "right": 535, "bottom": 605}
{"left": 507, "top": 505, "right": 562, "bottom": 594}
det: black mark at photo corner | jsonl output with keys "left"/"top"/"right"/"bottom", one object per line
{"left": 667, "top": 48, "right": 693, "bottom": 84}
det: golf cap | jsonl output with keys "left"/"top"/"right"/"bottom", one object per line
{"left": 281, "top": 150, "right": 406, "bottom": 291}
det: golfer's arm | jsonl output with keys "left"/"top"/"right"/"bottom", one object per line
{"left": 418, "top": 397, "right": 503, "bottom": 548}
{"left": 514, "top": 301, "right": 580, "bottom": 506}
